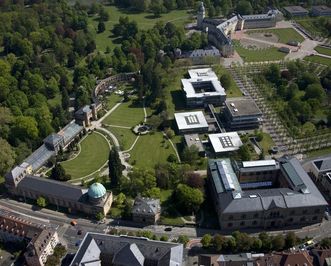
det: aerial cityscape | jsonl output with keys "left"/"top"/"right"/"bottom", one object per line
{"left": 0, "top": 0, "right": 331, "bottom": 265}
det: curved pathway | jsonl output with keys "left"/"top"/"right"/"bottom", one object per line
{"left": 162, "top": 132, "right": 181, "bottom": 163}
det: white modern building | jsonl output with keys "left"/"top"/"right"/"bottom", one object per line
{"left": 181, "top": 68, "right": 226, "bottom": 107}
{"left": 209, "top": 132, "right": 243, "bottom": 156}
{"left": 175, "top": 111, "right": 209, "bottom": 134}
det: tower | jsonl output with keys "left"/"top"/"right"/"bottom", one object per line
{"left": 197, "top": 1, "right": 205, "bottom": 30}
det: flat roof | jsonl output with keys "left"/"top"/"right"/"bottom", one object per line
{"left": 182, "top": 69, "right": 226, "bottom": 99}
{"left": 225, "top": 97, "right": 262, "bottom": 117}
{"left": 175, "top": 111, "right": 208, "bottom": 131}
{"left": 188, "top": 68, "right": 218, "bottom": 79}
{"left": 184, "top": 134, "right": 205, "bottom": 152}
{"left": 209, "top": 132, "right": 243, "bottom": 153}
{"left": 242, "top": 160, "right": 276, "bottom": 168}
{"left": 283, "top": 6, "right": 308, "bottom": 13}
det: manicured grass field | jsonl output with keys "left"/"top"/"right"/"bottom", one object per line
{"left": 129, "top": 132, "right": 177, "bottom": 169}
{"left": 247, "top": 28, "right": 304, "bottom": 44}
{"left": 304, "top": 55, "right": 331, "bottom": 67}
{"left": 61, "top": 132, "right": 109, "bottom": 179}
{"left": 315, "top": 46, "right": 331, "bottom": 56}
{"left": 234, "top": 41, "right": 286, "bottom": 62}
{"left": 106, "top": 93, "right": 122, "bottom": 110}
{"left": 259, "top": 132, "right": 275, "bottom": 154}
{"left": 107, "top": 126, "right": 137, "bottom": 151}
{"left": 103, "top": 100, "right": 144, "bottom": 127}
{"left": 213, "top": 65, "right": 242, "bottom": 97}
{"left": 88, "top": 5, "right": 192, "bottom": 52}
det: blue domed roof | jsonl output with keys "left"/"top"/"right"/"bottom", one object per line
{"left": 88, "top": 183, "right": 106, "bottom": 199}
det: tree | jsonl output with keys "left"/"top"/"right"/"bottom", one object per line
{"left": 36, "top": 196, "right": 47, "bottom": 208}
{"left": 96, "top": 212, "right": 105, "bottom": 221}
{"left": 174, "top": 184, "right": 204, "bottom": 213}
{"left": 208, "top": 6, "right": 216, "bottom": 18}
{"left": 285, "top": 232, "right": 297, "bottom": 249}
{"left": 213, "top": 234, "right": 226, "bottom": 251}
{"left": 165, "top": 129, "right": 175, "bottom": 139}
{"left": 238, "top": 144, "right": 251, "bottom": 161}
{"left": 11, "top": 116, "right": 39, "bottom": 141}
{"left": 150, "top": 0, "right": 164, "bottom": 17}
{"left": 98, "top": 21, "right": 105, "bottom": 33}
{"left": 220, "top": 73, "right": 232, "bottom": 90}
{"left": 177, "top": 235, "right": 189, "bottom": 246}
{"left": 186, "top": 172, "right": 205, "bottom": 189}
{"left": 109, "top": 148, "right": 123, "bottom": 187}
{"left": 201, "top": 234, "right": 212, "bottom": 248}
{"left": 50, "top": 164, "right": 71, "bottom": 181}
{"left": 182, "top": 145, "right": 199, "bottom": 163}
{"left": 0, "top": 138, "right": 16, "bottom": 176}
{"left": 259, "top": 232, "right": 272, "bottom": 251}
{"left": 160, "top": 235, "right": 169, "bottom": 241}
{"left": 236, "top": 0, "right": 253, "bottom": 15}
{"left": 272, "top": 235, "right": 285, "bottom": 251}
{"left": 115, "top": 193, "right": 126, "bottom": 206}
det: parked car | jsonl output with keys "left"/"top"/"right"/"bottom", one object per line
{"left": 71, "top": 220, "right": 77, "bottom": 226}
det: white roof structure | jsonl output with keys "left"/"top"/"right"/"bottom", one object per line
{"left": 187, "top": 68, "right": 218, "bottom": 79}
{"left": 209, "top": 132, "right": 243, "bottom": 153}
{"left": 182, "top": 68, "right": 226, "bottom": 99}
{"left": 174, "top": 111, "right": 208, "bottom": 131}
{"left": 242, "top": 160, "right": 277, "bottom": 168}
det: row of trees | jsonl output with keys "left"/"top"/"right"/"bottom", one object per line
{"left": 201, "top": 231, "right": 301, "bottom": 253}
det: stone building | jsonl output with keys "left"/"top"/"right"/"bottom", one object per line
{"left": 132, "top": 197, "right": 161, "bottom": 224}
{"left": 75, "top": 103, "right": 101, "bottom": 127}
{"left": 0, "top": 209, "right": 59, "bottom": 266}
{"left": 207, "top": 157, "right": 327, "bottom": 230}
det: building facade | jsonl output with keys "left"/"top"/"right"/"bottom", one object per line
{"left": 207, "top": 157, "right": 327, "bottom": 230}
{"left": 312, "top": 5, "right": 331, "bottom": 16}
{"left": 283, "top": 6, "right": 309, "bottom": 17}
{"left": 0, "top": 209, "right": 59, "bottom": 266}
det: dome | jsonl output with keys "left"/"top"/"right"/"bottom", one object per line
{"left": 88, "top": 183, "right": 106, "bottom": 199}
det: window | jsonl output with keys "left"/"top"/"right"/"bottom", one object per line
{"left": 300, "top": 217, "right": 306, "bottom": 222}
{"left": 290, "top": 210, "right": 295, "bottom": 215}
{"left": 312, "top": 216, "right": 317, "bottom": 221}
{"left": 240, "top": 221, "right": 245, "bottom": 226}
{"left": 241, "top": 214, "right": 246, "bottom": 219}
{"left": 302, "top": 210, "right": 308, "bottom": 215}
{"left": 252, "top": 220, "right": 257, "bottom": 225}
{"left": 228, "top": 223, "right": 233, "bottom": 227}
{"left": 315, "top": 209, "right": 320, "bottom": 214}
{"left": 229, "top": 215, "right": 233, "bottom": 220}
{"left": 254, "top": 213, "right": 258, "bottom": 218}
{"left": 288, "top": 218, "right": 293, "bottom": 223}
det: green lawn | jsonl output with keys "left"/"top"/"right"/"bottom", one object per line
{"left": 304, "top": 55, "right": 331, "bottom": 67}
{"left": 315, "top": 46, "right": 331, "bottom": 56}
{"left": 234, "top": 41, "right": 286, "bottom": 62}
{"left": 88, "top": 6, "right": 192, "bottom": 52}
{"left": 258, "top": 132, "right": 275, "bottom": 153}
{"left": 247, "top": 28, "right": 304, "bottom": 44}
{"left": 213, "top": 65, "right": 242, "bottom": 97}
{"left": 307, "top": 146, "right": 331, "bottom": 158}
{"left": 106, "top": 93, "right": 122, "bottom": 110}
{"left": 61, "top": 132, "right": 109, "bottom": 179}
{"left": 103, "top": 99, "right": 144, "bottom": 127}
{"left": 107, "top": 126, "right": 137, "bottom": 151}
{"left": 296, "top": 18, "right": 329, "bottom": 38}
{"left": 129, "top": 132, "right": 177, "bottom": 169}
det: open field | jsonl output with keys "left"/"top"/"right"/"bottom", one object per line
{"left": 234, "top": 41, "right": 286, "bottom": 62}
{"left": 129, "top": 132, "right": 177, "bottom": 169}
{"left": 88, "top": 6, "right": 192, "bottom": 52}
{"left": 247, "top": 28, "right": 304, "bottom": 44}
{"left": 103, "top": 100, "right": 144, "bottom": 127}
{"left": 315, "top": 46, "right": 331, "bottom": 56}
{"left": 107, "top": 126, "right": 137, "bottom": 151}
{"left": 304, "top": 55, "right": 331, "bottom": 67}
{"left": 61, "top": 132, "right": 109, "bottom": 179}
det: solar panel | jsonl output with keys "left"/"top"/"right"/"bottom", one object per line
{"left": 219, "top": 136, "right": 234, "bottom": 148}
{"left": 216, "top": 161, "right": 235, "bottom": 191}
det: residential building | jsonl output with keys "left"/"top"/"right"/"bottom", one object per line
{"left": 70, "top": 233, "right": 184, "bottom": 266}
{"left": 184, "top": 134, "right": 205, "bottom": 156}
{"left": 181, "top": 68, "right": 226, "bottom": 107}
{"left": 207, "top": 157, "right": 328, "bottom": 230}
{"left": 132, "top": 197, "right": 161, "bottom": 224}
{"left": 199, "top": 253, "right": 264, "bottom": 266}
{"left": 256, "top": 251, "right": 313, "bottom": 266}
{"left": 312, "top": 5, "right": 331, "bottom": 16}
{"left": 175, "top": 111, "right": 209, "bottom": 134}
{"left": 223, "top": 98, "right": 262, "bottom": 130}
{"left": 311, "top": 247, "right": 331, "bottom": 266}
{"left": 208, "top": 132, "right": 243, "bottom": 156}
{"left": 0, "top": 209, "right": 59, "bottom": 266}
{"left": 283, "top": 6, "right": 309, "bottom": 17}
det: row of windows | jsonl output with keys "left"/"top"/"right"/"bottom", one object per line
{"left": 226, "top": 216, "right": 319, "bottom": 228}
